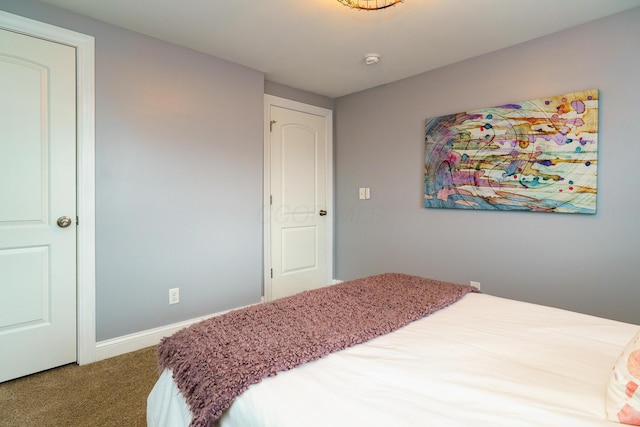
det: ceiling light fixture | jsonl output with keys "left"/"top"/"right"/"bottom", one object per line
{"left": 337, "top": 0, "right": 404, "bottom": 11}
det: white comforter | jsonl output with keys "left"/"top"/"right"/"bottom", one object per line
{"left": 147, "top": 293, "right": 639, "bottom": 427}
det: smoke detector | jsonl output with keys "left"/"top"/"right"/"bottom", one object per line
{"left": 364, "top": 53, "right": 381, "bottom": 65}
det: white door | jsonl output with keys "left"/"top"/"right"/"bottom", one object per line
{"left": 0, "top": 28, "right": 77, "bottom": 382}
{"left": 269, "top": 104, "right": 331, "bottom": 299}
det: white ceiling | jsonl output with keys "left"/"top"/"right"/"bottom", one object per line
{"left": 36, "top": 0, "right": 640, "bottom": 98}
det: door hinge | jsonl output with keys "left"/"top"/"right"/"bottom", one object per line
{"left": 270, "top": 268, "right": 273, "bottom": 279}
{"left": 270, "top": 120, "right": 276, "bottom": 132}
{"left": 76, "top": 216, "right": 79, "bottom": 226}
{"left": 270, "top": 195, "right": 273, "bottom": 205}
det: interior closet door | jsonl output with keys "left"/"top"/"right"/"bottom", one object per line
{"left": 269, "top": 104, "right": 331, "bottom": 300}
{"left": 0, "top": 28, "right": 77, "bottom": 382}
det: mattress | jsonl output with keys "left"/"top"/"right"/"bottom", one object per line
{"left": 147, "top": 293, "right": 639, "bottom": 427}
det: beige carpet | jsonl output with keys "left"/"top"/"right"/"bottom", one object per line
{"left": 0, "top": 346, "right": 159, "bottom": 427}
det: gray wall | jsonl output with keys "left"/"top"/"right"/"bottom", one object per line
{"left": 265, "top": 81, "right": 334, "bottom": 111}
{"left": 334, "top": 7, "right": 640, "bottom": 325}
{"left": 1, "top": 0, "right": 265, "bottom": 340}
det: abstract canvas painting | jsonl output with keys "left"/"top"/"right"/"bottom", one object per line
{"left": 424, "top": 89, "right": 599, "bottom": 214}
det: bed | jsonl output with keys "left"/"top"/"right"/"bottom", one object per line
{"left": 147, "top": 273, "right": 640, "bottom": 427}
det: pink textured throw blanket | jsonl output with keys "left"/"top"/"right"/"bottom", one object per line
{"left": 157, "top": 273, "right": 478, "bottom": 426}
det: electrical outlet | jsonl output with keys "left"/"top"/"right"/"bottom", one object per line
{"left": 169, "top": 287, "right": 180, "bottom": 305}
{"left": 470, "top": 281, "right": 481, "bottom": 290}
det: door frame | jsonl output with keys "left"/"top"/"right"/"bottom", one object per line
{"left": 0, "top": 11, "right": 97, "bottom": 365}
{"left": 263, "top": 95, "right": 334, "bottom": 301}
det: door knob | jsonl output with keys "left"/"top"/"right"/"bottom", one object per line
{"left": 319, "top": 210, "right": 327, "bottom": 216}
{"left": 57, "top": 216, "right": 72, "bottom": 228}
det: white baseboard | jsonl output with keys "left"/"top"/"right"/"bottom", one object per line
{"left": 92, "top": 283, "right": 343, "bottom": 363}
{"left": 93, "top": 305, "right": 251, "bottom": 363}
{"left": 332, "top": 279, "right": 343, "bottom": 285}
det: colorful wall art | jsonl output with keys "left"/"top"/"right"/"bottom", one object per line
{"left": 424, "top": 89, "right": 599, "bottom": 214}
